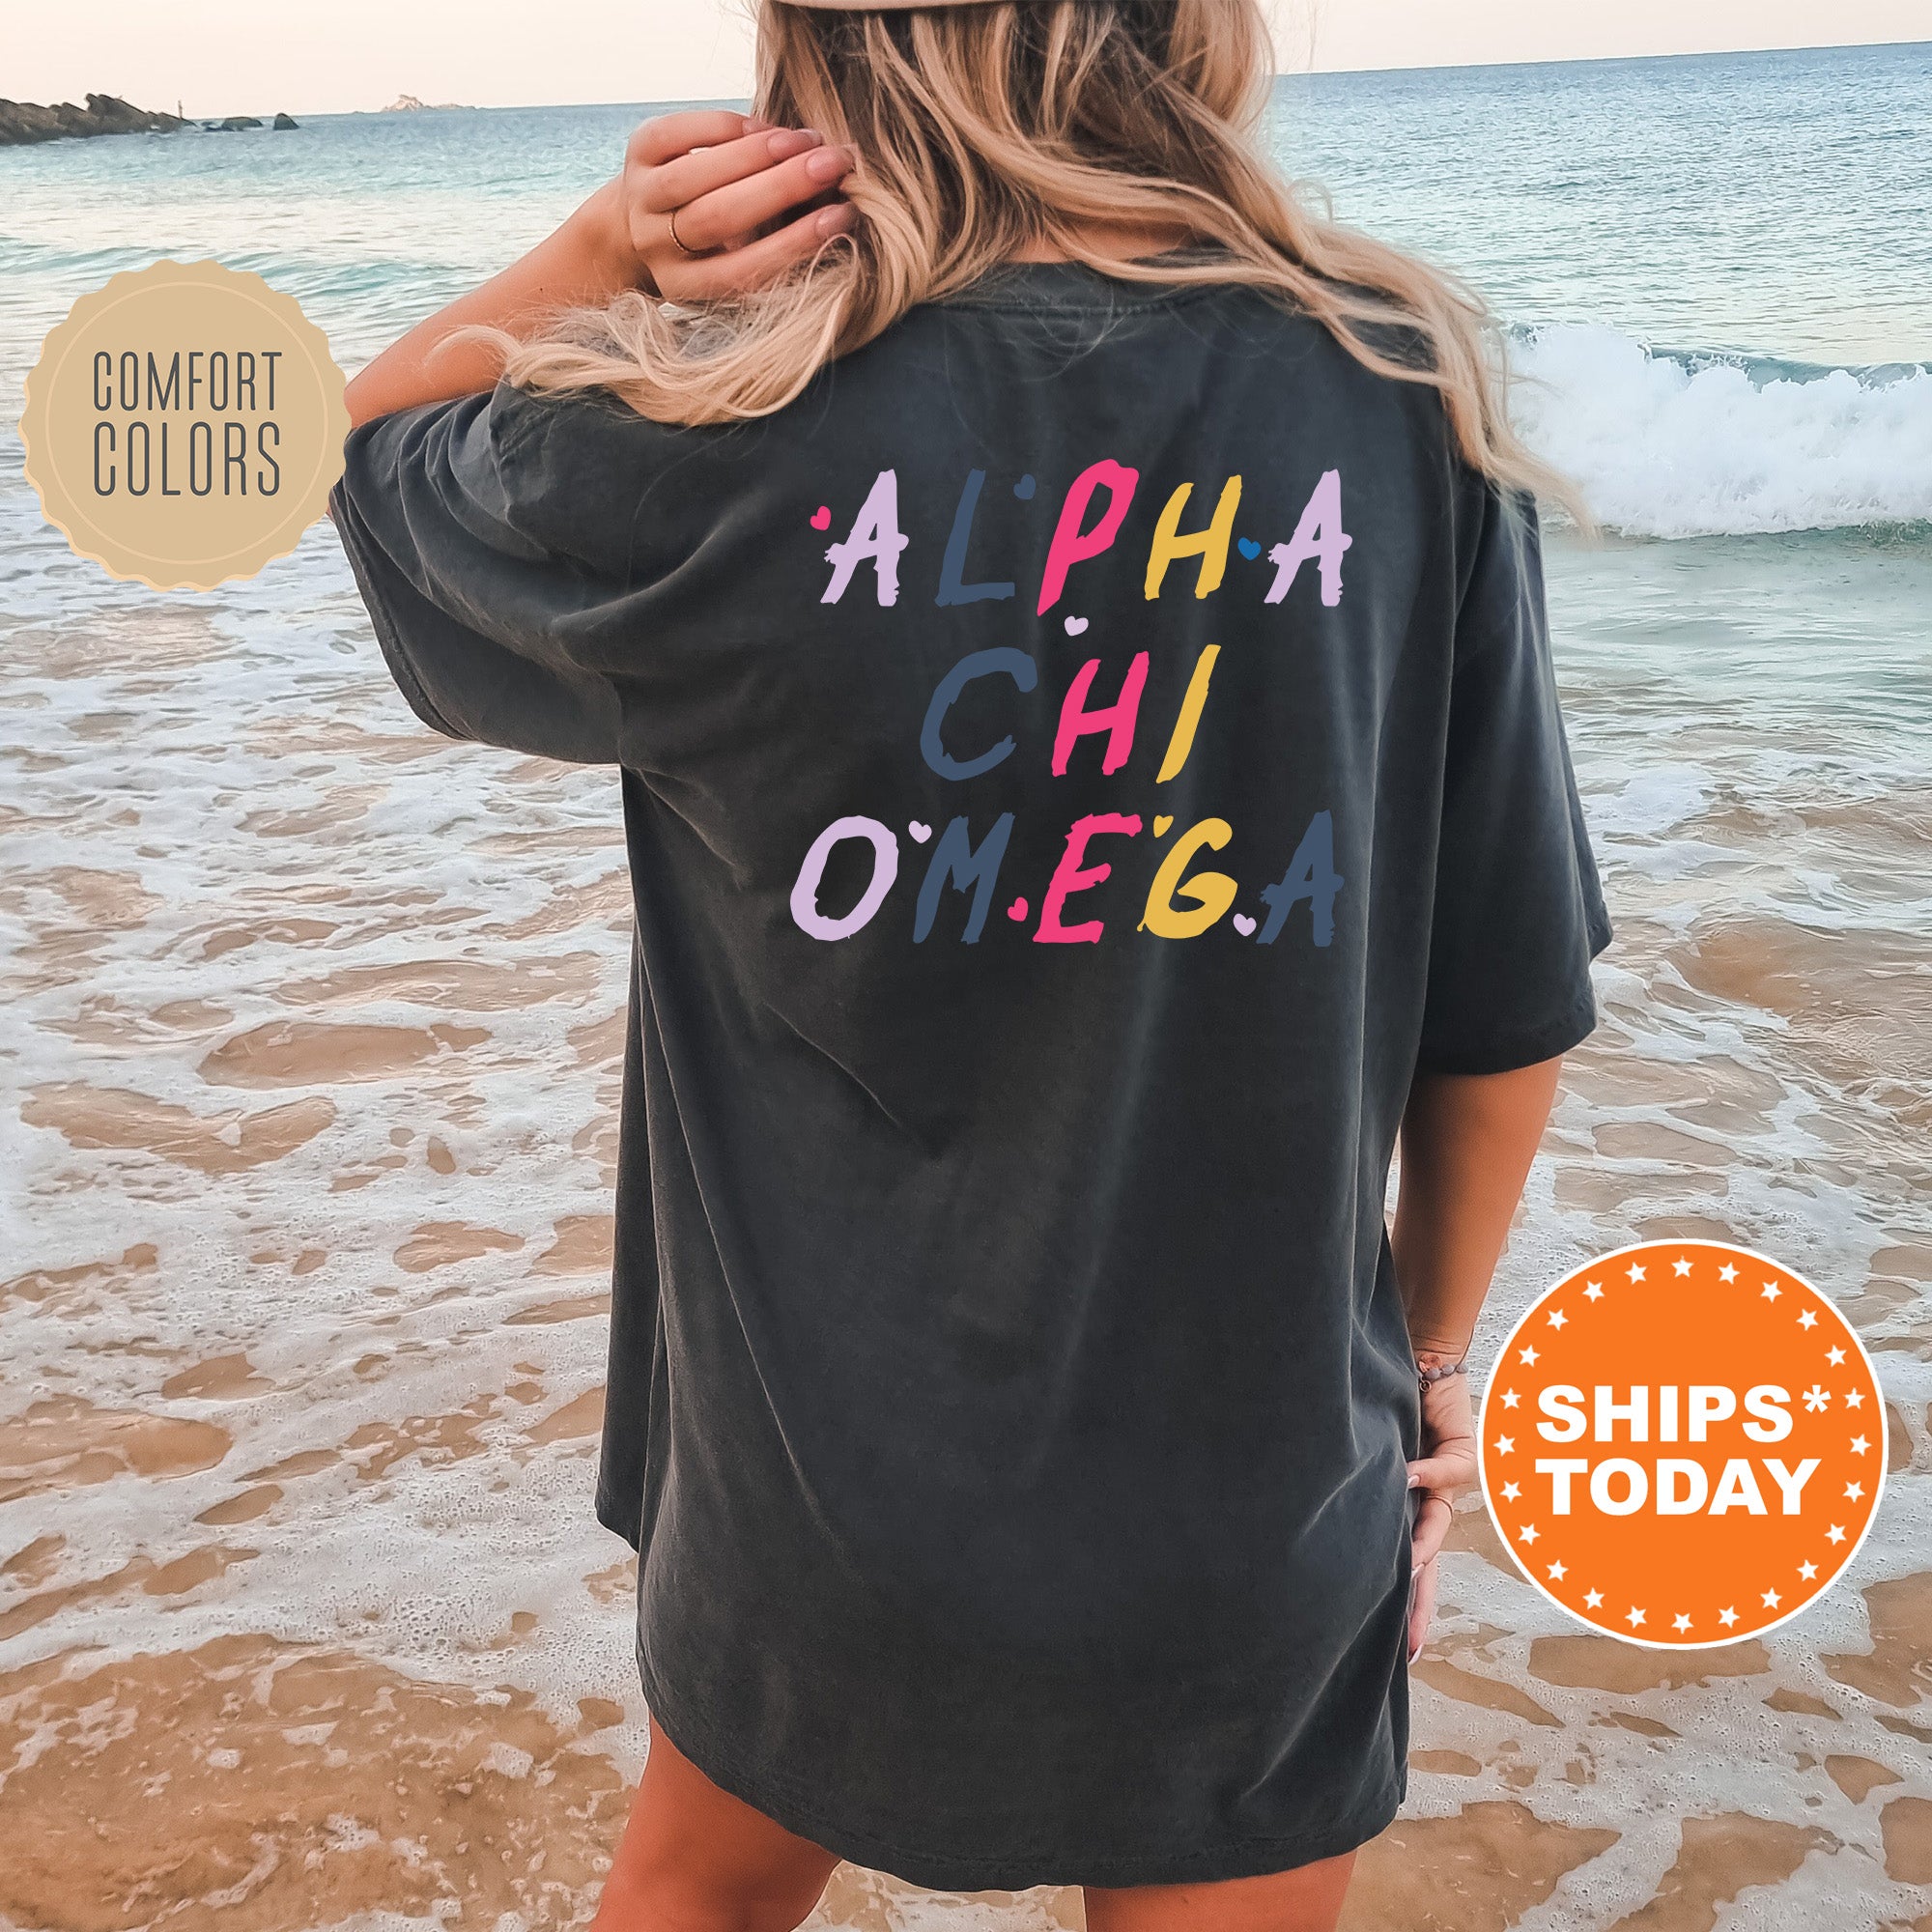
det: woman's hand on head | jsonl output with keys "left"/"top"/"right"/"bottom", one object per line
{"left": 342, "top": 111, "right": 853, "bottom": 428}
{"left": 1404, "top": 1365, "right": 1477, "bottom": 1663}
{"left": 619, "top": 109, "right": 856, "bottom": 301}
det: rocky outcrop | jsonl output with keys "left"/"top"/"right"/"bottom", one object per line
{"left": 212, "top": 115, "right": 263, "bottom": 130}
{"left": 0, "top": 93, "right": 185, "bottom": 145}
{"left": 273, "top": 112, "right": 298, "bottom": 129}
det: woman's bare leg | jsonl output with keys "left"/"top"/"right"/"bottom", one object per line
{"left": 591, "top": 1720, "right": 841, "bottom": 1932}
{"left": 1084, "top": 1852, "right": 1358, "bottom": 1932}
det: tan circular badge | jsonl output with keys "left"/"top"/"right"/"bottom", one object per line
{"left": 20, "top": 259, "right": 349, "bottom": 590}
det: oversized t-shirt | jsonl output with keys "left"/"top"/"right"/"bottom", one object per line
{"left": 330, "top": 258, "right": 1611, "bottom": 1889}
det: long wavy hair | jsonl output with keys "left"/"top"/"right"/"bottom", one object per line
{"left": 499, "top": 0, "right": 1580, "bottom": 514}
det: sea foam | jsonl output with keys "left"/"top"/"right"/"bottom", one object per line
{"left": 1511, "top": 324, "right": 1932, "bottom": 539}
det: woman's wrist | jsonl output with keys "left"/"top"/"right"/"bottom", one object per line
{"left": 574, "top": 177, "right": 655, "bottom": 297}
{"left": 1410, "top": 1339, "right": 1470, "bottom": 1368}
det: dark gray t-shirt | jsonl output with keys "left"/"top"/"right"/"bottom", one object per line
{"left": 331, "top": 261, "right": 1610, "bottom": 1889}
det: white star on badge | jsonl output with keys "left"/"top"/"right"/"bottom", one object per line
{"left": 1850, "top": 1435, "right": 1869, "bottom": 1455}
{"left": 1673, "top": 1257, "right": 1692, "bottom": 1278}
{"left": 1719, "top": 1264, "right": 1738, "bottom": 1284}
{"left": 1501, "top": 1388, "right": 1520, "bottom": 1408}
{"left": 1520, "top": 1523, "right": 1540, "bottom": 1545}
{"left": 1673, "top": 1612, "right": 1692, "bottom": 1632}
{"left": 1827, "top": 1524, "right": 1846, "bottom": 1545}
{"left": 1761, "top": 1282, "right": 1781, "bottom": 1301}
{"left": 1718, "top": 1606, "right": 1738, "bottom": 1627}
{"left": 1583, "top": 1281, "right": 1604, "bottom": 1300}
{"left": 1845, "top": 1482, "right": 1863, "bottom": 1502}
{"left": 1827, "top": 1346, "right": 1846, "bottom": 1365}
{"left": 1520, "top": 1345, "right": 1540, "bottom": 1365}
{"left": 1798, "top": 1561, "right": 1818, "bottom": 1580}
{"left": 1844, "top": 1389, "right": 1864, "bottom": 1409}
{"left": 1548, "top": 1308, "right": 1568, "bottom": 1329}
{"left": 1494, "top": 1435, "right": 1515, "bottom": 1455}
{"left": 1803, "top": 1384, "right": 1830, "bottom": 1411}
{"left": 1584, "top": 1588, "right": 1605, "bottom": 1609}
{"left": 1626, "top": 1606, "right": 1646, "bottom": 1628}
{"left": 1501, "top": 1482, "right": 1521, "bottom": 1501}
{"left": 1798, "top": 1309, "right": 1818, "bottom": 1329}
{"left": 1762, "top": 1588, "right": 1781, "bottom": 1608}
{"left": 1548, "top": 1560, "right": 1567, "bottom": 1580}
{"left": 1628, "top": 1264, "right": 1646, "bottom": 1283}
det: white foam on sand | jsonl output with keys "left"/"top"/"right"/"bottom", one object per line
{"left": 1512, "top": 325, "right": 1932, "bottom": 538}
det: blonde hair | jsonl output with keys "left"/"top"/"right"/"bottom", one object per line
{"left": 501, "top": 0, "right": 1582, "bottom": 518}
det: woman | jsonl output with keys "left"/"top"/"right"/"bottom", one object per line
{"left": 331, "top": 1, "right": 1612, "bottom": 1926}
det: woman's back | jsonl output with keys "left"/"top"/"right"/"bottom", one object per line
{"left": 332, "top": 257, "right": 1606, "bottom": 1885}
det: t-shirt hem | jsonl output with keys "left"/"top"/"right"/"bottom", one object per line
{"left": 1413, "top": 979, "right": 1603, "bottom": 1078}
{"left": 635, "top": 1636, "right": 1404, "bottom": 1889}
{"left": 327, "top": 483, "right": 469, "bottom": 745}
{"left": 594, "top": 1483, "right": 643, "bottom": 1552}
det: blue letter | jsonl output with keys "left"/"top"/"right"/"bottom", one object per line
{"left": 935, "top": 469, "right": 1016, "bottom": 608}
{"left": 914, "top": 814, "right": 1014, "bottom": 943}
{"left": 1257, "top": 810, "right": 1343, "bottom": 946}
{"left": 921, "top": 647, "right": 1038, "bottom": 781}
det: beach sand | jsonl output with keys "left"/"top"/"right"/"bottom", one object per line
{"left": 4, "top": 523, "right": 1930, "bottom": 1931}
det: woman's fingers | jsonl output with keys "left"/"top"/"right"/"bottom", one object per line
{"left": 616, "top": 108, "right": 856, "bottom": 300}
{"left": 668, "top": 144, "right": 854, "bottom": 255}
{"left": 663, "top": 201, "right": 856, "bottom": 301}
{"left": 1407, "top": 1557, "right": 1439, "bottom": 1662}
{"left": 1406, "top": 1445, "right": 1475, "bottom": 1496}
{"left": 625, "top": 109, "right": 756, "bottom": 171}
{"left": 639, "top": 124, "right": 827, "bottom": 216}
{"left": 1409, "top": 1490, "right": 1455, "bottom": 1569}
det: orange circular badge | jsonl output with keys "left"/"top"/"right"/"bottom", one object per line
{"left": 1478, "top": 1240, "right": 1885, "bottom": 1647}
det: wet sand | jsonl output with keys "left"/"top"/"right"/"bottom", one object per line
{"left": 4, "top": 526, "right": 1930, "bottom": 1928}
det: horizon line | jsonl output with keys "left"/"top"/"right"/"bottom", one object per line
{"left": 55, "top": 32, "right": 1927, "bottom": 122}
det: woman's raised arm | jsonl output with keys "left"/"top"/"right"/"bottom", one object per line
{"left": 346, "top": 109, "right": 854, "bottom": 427}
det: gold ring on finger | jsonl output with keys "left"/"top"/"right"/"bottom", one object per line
{"left": 667, "top": 205, "right": 705, "bottom": 258}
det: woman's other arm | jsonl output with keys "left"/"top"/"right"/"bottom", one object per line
{"left": 1393, "top": 1053, "right": 1564, "bottom": 1658}
{"left": 346, "top": 110, "right": 854, "bottom": 428}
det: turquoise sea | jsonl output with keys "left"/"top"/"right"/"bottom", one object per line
{"left": 2, "top": 40, "right": 1929, "bottom": 1932}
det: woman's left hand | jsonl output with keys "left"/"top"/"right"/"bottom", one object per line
{"left": 1405, "top": 1365, "right": 1477, "bottom": 1662}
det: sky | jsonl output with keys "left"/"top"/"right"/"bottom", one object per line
{"left": 6, "top": 0, "right": 1926, "bottom": 118}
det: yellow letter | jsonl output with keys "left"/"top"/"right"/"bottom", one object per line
{"left": 1156, "top": 644, "right": 1220, "bottom": 782}
{"left": 1144, "top": 475, "right": 1242, "bottom": 600}
{"left": 1140, "top": 818, "right": 1238, "bottom": 937}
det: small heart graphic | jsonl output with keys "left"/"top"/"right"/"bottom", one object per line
{"left": 1007, "top": 896, "right": 1030, "bottom": 922}
{"left": 1153, "top": 815, "right": 1174, "bottom": 836}
{"left": 810, "top": 504, "right": 832, "bottom": 530}
{"left": 1233, "top": 913, "right": 1258, "bottom": 936}
{"left": 908, "top": 821, "right": 932, "bottom": 843}
{"left": 1013, "top": 474, "right": 1037, "bottom": 499}
{"left": 1236, "top": 536, "right": 1262, "bottom": 560}
{"left": 1064, "top": 614, "right": 1089, "bottom": 636}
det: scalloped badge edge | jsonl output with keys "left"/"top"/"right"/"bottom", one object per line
{"left": 18, "top": 257, "right": 351, "bottom": 592}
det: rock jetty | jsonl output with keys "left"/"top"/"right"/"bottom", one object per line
{"left": 0, "top": 93, "right": 185, "bottom": 145}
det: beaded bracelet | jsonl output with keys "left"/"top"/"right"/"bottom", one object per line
{"left": 1417, "top": 1358, "right": 1467, "bottom": 1389}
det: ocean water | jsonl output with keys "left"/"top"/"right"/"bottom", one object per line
{"left": 2, "top": 41, "right": 1930, "bottom": 1932}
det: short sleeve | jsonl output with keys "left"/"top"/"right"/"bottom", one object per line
{"left": 329, "top": 384, "right": 625, "bottom": 765}
{"left": 1415, "top": 484, "right": 1612, "bottom": 1075}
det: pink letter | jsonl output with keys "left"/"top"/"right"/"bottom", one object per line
{"left": 1052, "top": 652, "right": 1150, "bottom": 776}
{"left": 1264, "top": 469, "right": 1352, "bottom": 608}
{"left": 1035, "top": 812, "right": 1143, "bottom": 944}
{"left": 1037, "top": 460, "right": 1141, "bottom": 614}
